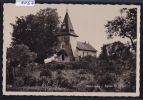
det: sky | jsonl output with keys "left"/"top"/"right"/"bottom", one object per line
{"left": 3, "top": 4, "right": 140, "bottom": 56}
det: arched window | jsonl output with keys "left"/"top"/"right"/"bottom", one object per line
{"left": 62, "top": 23, "right": 66, "bottom": 30}
{"left": 61, "top": 42, "right": 65, "bottom": 49}
{"left": 63, "top": 25, "right": 66, "bottom": 29}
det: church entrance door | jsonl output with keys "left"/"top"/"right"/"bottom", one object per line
{"left": 62, "top": 54, "right": 65, "bottom": 61}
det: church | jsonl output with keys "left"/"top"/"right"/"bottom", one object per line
{"left": 55, "top": 11, "right": 97, "bottom": 62}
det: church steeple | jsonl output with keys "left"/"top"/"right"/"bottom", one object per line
{"left": 58, "top": 10, "right": 79, "bottom": 37}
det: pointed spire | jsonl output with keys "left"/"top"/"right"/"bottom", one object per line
{"left": 57, "top": 9, "right": 79, "bottom": 37}
{"left": 66, "top": 8, "right": 68, "bottom": 13}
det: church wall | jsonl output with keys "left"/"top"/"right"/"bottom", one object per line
{"left": 56, "top": 36, "right": 74, "bottom": 62}
{"left": 69, "top": 36, "right": 77, "bottom": 57}
{"left": 56, "top": 36, "right": 97, "bottom": 62}
{"left": 57, "top": 55, "right": 70, "bottom": 62}
{"left": 87, "top": 51, "right": 96, "bottom": 56}
{"left": 76, "top": 49, "right": 96, "bottom": 57}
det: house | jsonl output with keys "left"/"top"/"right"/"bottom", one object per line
{"left": 56, "top": 10, "right": 97, "bottom": 62}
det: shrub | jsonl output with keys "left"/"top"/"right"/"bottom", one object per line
{"left": 44, "top": 62, "right": 66, "bottom": 70}
{"left": 78, "top": 69, "right": 87, "bottom": 74}
{"left": 75, "top": 73, "right": 96, "bottom": 91}
{"left": 78, "top": 55, "right": 97, "bottom": 70}
{"left": 121, "top": 72, "right": 136, "bottom": 92}
{"left": 51, "top": 70, "right": 78, "bottom": 89}
{"left": 40, "top": 69, "right": 52, "bottom": 78}
{"left": 57, "top": 77, "right": 72, "bottom": 88}
{"left": 24, "top": 75, "right": 37, "bottom": 86}
{"left": 56, "top": 63, "right": 66, "bottom": 69}
{"left": 99, "top": 72, "right": 117, "bottom": 85}
{"left": 6, "top": 44, "right": 37, "bottom": 86}
{"left": 64, "top": 61, "right": 80, "bottom": 69}
{"left": 55, "top": 72, "right": 74, "bottom": 89}
{"left": 75, "top": 81, "right": 89, "bottom": 91}
{"left": 97, "top": 72, "right": 117, "bottom": 91}
{"left": 38, "top": 77, "right": 50, "bottom": 86}
{"left": 15, "top": 77, "right": 24, "bottom": 87}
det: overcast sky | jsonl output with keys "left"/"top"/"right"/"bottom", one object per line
{"left": 3, "top": 4, "right": 140, "bottom": 56}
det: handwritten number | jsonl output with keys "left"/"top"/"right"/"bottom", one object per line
{"left": 20, "top": 1, "right": 34, "bottom": 5}
{"left": 21, "top": 1, "right": 24, "bottom": 4}
{"left": 28, "top": 1, "right": 30, "bottom": 5}
{"left": 31, "top": 1, "right": 33, "bottom": 4}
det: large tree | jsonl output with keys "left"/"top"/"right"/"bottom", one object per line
{"left": 98, "top": 42, "right": 136, "bottom": 91}
{"left": 105, "top": 8, "right": 137, "bottom": 50}
{"left": 11, "top": 8, "right": 61, "bottom": 63}
{"left": 6, "top": 44, "right": 37, "bottom": 86}
{"left": 99, "top": 41, "right": 131, "bottom": 60}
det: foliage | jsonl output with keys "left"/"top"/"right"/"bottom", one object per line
{"left": 24, "top": 75, "right": 37, "bottom": 86}
{"left": 6, "top": 44, "right": 37, "bottom": 86}
{"left": 6, "top": 42, "right": 136, "bottom": 92}
{"left": 40, "top": 69, "right": 52, "bottom": 78}
{"left": 78, "top": 55, "right": 97, "bottom": 70}
{"left": 11, "top": 8, "right": 61, "bottom": 63}
{"left": 43, "top": 62, "right": 66, "bottom": 70}
{"left": 99, "top": 41, "right": 132, "bottom": 60}
{"left": 121, "top": 72, "right": 136, "bottom": 92}
{"left": 105, "top": 8, "right": 137, "bottom": 50}
{"left": 98, "top": 41, "right": 136, "bottom": 91}
{"left": 97, "top": 72, "right": 117, "bottom": 91}
{"left": 15, "top": 77, "right": 24, "bottom": 87}
{"left": 6, "top": 7, "right": 137, "bottom": 92}
{"left": 7, "top": 44, "right": 37, "bottom": 66}
{"left": 43, "top": 61, "right": 82, "bottom": 70}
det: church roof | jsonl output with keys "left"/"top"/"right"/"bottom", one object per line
{"left": 77, "top": 41, "right": 97, "bottom": 52}
{"left": 57, "top": 10, "right": 79, "bottom": 37}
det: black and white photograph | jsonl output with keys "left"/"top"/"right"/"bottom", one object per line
{"left": 3, "top": 4, "right": 140, "bottom": 96}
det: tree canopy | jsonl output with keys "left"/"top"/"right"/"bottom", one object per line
{"left": 99, "top": 41, "right": 132, "bottom": 60}
{"left": 11, "top": 8, "right": 61, "bottom": 63}
{"left": 105, "top": 8, "right": 137, "bottom": 50}
{"left": 7, "top": 44, "right": 37, "bottom": 66}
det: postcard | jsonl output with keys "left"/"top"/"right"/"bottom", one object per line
{"left": 3, "top": 4, "right": 140, "bottom": 96}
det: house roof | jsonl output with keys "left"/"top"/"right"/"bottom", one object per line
{"left": 57, "top": 11, "right": 79, "bottom": 37}
{"left": 77, "top": 41, "right": 97, "bottom": 52}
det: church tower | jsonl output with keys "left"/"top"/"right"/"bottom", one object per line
{"left": 56, "top": 10, "right": 79, "bottom": 62}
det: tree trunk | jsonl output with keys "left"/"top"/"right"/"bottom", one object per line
{"left": 129, "top": 37, "right": 136, "bottom": 51}
{"left": 125, "top": 34, "right": 136, "bottom": 51}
